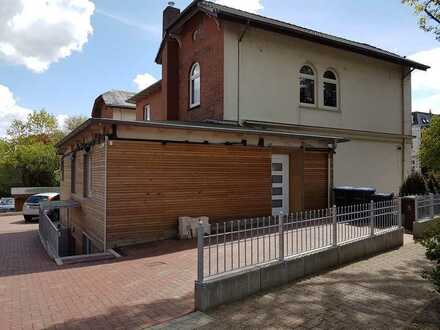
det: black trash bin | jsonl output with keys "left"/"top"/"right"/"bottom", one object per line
{"left": 333, "top": 187, "right": 376, "bottom": 206}
{"left": 372, "top": 193, "right": 394, "bottom": 202}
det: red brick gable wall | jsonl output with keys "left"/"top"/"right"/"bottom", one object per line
{"left": 138, "top": 12, "right": 224, "bottom": 122}
{"left": 135, "top": 88, "right": 164, "bottom": 121}
{"left": 177, "top": 13, "right": 224, "bottom": 122}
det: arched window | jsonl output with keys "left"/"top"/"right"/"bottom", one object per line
{"left": 299, "top": 65, "right": 315, "bottom": 105}
{"left": 322, "top": 70, "right": 338, "bottom": 108}
{"left": 143, "top": 104, "right": 151, "bottom": 121}
{"left": 190, "top": 63, "right": 201, "bottom": 108}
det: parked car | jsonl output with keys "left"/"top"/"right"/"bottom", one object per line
{"left": 23, "top": 193, "right": 60, "bottom": 222}
{"left": 0, "top": 198, "right": 15, "bottom": 213}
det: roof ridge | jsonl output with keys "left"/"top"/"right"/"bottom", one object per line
{"left": 200, "top": 0, "right": 404, "bottom": 59}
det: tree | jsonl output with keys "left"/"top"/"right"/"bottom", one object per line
{"left": 7, "top": 109, "right": 63, "bottom": 144}
{"left": 403, "top": 0, "right": 440, "bottom": 40}
{"left": 399, "top": 172, "right": 428, "bottom": 195}
{"left": 64, "top": 115, "right": 88, "bottom": 133}
{"left": 420, "top": 116, "right": 440, "bottom": 171}
{"left": 0, "top": 110, "right": 64, "bottom": 196}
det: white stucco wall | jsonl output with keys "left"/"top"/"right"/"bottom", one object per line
{"left": 334, "top": 139, "right": 405, "bottom": 193}
{"left": 224, "top": 23, "right": 411, "bottom": 136}
{"left": 223, "top": 22, "right": 413, "bottom": 193}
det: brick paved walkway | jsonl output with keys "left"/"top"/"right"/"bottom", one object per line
{"left": 200, "top": 235, "right": 439, "bottom": 329}
{"left": 0, "top": 215, "right": 195, "bottom": 330}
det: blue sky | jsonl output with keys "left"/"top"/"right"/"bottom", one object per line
{"left": 0, "top": 0, "right": 439, "bottom": 136}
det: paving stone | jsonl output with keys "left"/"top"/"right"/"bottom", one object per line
{"left": 0, "top": 215, "right": 195, "bottom": 330}
{"left": 203, "top": 234, "right": 439, "bottom": 329}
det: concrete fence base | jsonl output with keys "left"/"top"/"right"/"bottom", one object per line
{"left": 195, "top": 228, "right": 404, "bottom": 312}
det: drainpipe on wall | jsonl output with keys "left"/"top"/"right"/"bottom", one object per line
{"left": 401, "top": 67, "right": 415, "bottom": 183}
{"left": 237, "top": 21, "right": 250, "bottom": 125}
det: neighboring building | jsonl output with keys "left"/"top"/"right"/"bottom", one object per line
{"left": 411, "top": 111, "right": 435, "bottom": 173}
{"left": 11, "top": 187, "right": 60, "bottom": 211}
{"left": 91, "top": 90, "right": 136, "bottom": 121}
{"left": 57, "top": 1, "right": 428, "bottom": 254}
{"left": 126, "top": 81, "right": 163, "bottom": 121}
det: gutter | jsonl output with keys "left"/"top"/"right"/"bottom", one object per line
{"left": 56, "top": 118, "right": 349, "bottom": 149}
{"left": 401, "top": 67, "right": 416, "bottom": 182}
{"left": 237, "top": 21, "right": 250, "bottom": 124}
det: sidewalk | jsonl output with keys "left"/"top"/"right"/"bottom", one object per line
{"left": 190, "top": 235, "right": 438, "bottom": 329}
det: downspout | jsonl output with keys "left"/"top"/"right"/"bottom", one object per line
{"left": 103, "top": 135, "right": 108, "bottom": 251}
{"left": 237, "top": 21, "right": 250, "bottom": 125}
{"left": 401, "top": 67, "right": 415, "bottom": 183}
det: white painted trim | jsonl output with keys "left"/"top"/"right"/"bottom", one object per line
{"left": 190, "top": 62, "right": 201, "bottom": 108}
{"left": 299, "top": 64, "right": 317, "bottom": 107}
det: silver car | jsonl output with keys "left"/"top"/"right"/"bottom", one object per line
{"left": 23, "top": 193, "right": 60, "bottom": 222}
{"left": 0, "top": 198, "right": 15, "bottom": 213}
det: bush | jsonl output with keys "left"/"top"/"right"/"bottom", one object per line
{"left": 421, "top": 220, "right": 440, "bottom": 292}
{"left": 399, "top": 172, "right": 428, "bottom": 196}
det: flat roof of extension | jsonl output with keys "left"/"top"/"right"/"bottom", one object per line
{"left": 56, "top": 118, "right": 349, "bottom": 148}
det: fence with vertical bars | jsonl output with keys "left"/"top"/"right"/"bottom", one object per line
{"left": 415, "top": 194, "right": 440, "bottom": 221}
{"left": 197, "top": 198, "right": 401, "bottom": 282}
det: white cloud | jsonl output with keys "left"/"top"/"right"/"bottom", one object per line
{"left": 0, "top": 84, "right": 32, "bottom": 137}
{"left": 409, "top": 48, "right": 440, "bottom": 114}
{"left": 0, "top": 84, "right": 71, "bottom": 137}
{"left": 56, "top": 114, "right": 70, "bottom": 131}
{"left": 0, "top": 0, "right": 95, "bottom": 73}
{"left": 133, "top": 73, "right": 158, "bottom": 91}
{"left": 215, "top": 0, "right": 263, "bottom": 13}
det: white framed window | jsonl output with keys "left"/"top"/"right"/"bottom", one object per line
{"left": 322, "top": 69, "right": 339, "bottom": 109}
{"left": 143, "top": 104, "right": 151, "bottom": 121}
{"left": 299, "top": 65, "right": 316, "bottom": 106}
{"left": 189, "top": 62, "right": 201, "bottom": 108}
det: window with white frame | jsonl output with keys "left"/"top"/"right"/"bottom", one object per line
{"left": 143, "top": 104, "right": 151, "bottom": 121}
{"left": 189, "top": 62, "right": 200, "bottom": 108}
{"left": 299, "top": 65, "right": 316, "bottom": 105}
{"left": 322, "top": 70, "right": 338, "bottom": 108}
{"left": 83, "top": 153, "right": 92, "bottom": 198}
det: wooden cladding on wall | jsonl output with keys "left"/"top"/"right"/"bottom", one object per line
{"left": 60, "top": 144, "right": 106, "bottom": 252}
{"left": 106, "top": 140, "right": 272, "bottom": 246}
{"left": 303, "top": 151, "right": 329, "bottom": 210}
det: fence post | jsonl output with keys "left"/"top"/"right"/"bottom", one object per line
{"left": 414, "top": 195, "right": 419, "bottom": 221}
{"left": 197, "top": 221, "right": 204, "bottom": 284}
{"left": 332, "top": 205, "right": 337, "bottom": 247}
{"left": 397, "top": 198, "right": 402, "bottom": 227}
{"left": 430, "top": 193, "right": 435, "bottom": 219}
{"left": 278, "top": 214, "right": 284, "bottom": 262}
{"left": 370, "top": 200, "right": 375, "bottom": 237}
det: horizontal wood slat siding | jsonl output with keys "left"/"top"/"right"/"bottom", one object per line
{"left": 60, "top": 144, "right": 106, "bottom": 252}
{"left": 303, "top": 151, "right": 329, "bottom": 210}
{"left": 106, "top": 140, "right": 272, "bottom": 246}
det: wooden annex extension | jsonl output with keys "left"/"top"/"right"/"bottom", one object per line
{"left": 57, "top": 119, "right": 346, "bottom": 254}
